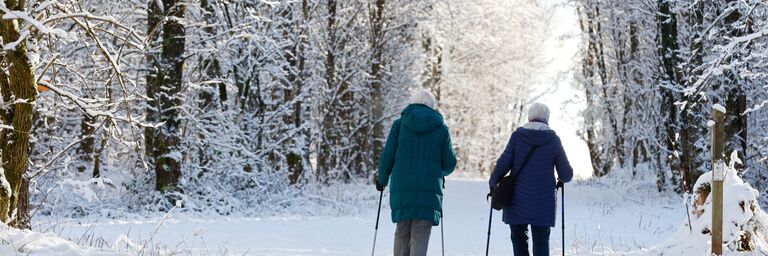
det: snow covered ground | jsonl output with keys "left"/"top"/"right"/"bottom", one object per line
{"left": 18, "top": 174, "right": 691, "bottom": 255}
{"left": 2, "top": 170, "right": 763, "bottom": 255}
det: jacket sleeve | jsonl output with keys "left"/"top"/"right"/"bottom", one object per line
{"left": 554, "top": 137, "right": 574, "bottom": 183}
{"left": 441, "top": 127, "right": 457, "bottom": 177}
{"left": 489, "top": 133, "right": 516, "bottom": 189}
{"left": 377, "top": 119, "right": 401, "bottom": 187}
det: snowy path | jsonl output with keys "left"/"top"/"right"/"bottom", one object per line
{"left": 34, "top": 179, "right": 684, "bottom": 255}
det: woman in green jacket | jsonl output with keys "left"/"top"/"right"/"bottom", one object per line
{"left": 375, "top": 89, "right": 457, "bottom": 256}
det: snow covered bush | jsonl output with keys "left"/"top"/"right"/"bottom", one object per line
{"left": 38, "top": 178, "right": 120, "bottom": 218}
{"left": 689, "top": 172, "right": 768, "bottom": 252}
{"left": 640, "top": 162, "right": 768, "bottom": 255}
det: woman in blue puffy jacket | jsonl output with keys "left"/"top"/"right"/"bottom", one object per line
{"left": 489, "top": 102, "right": 573, "bottom": 256}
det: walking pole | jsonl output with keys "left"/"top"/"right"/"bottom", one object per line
{"left": 561, "top": 183, "right": 565, "bottom": 256}
{"left": 441, "top": 213, "right": 445, "bottom": 256}
{"left": 441, "top": 177, "right": 446, "bottom": 256}
{"left": 371, "top": 190, "right": 383, "bottom": 256}
{"left": 485, "top": 192, "right": 493, "bottom": 256}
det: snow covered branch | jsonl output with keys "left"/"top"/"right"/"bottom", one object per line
{"left": 688, "top": 27, "right": 768, "bottom": 97}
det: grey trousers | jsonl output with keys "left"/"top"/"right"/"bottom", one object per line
{"left": 394, "top": 220, "right": 433, "bottom": 256}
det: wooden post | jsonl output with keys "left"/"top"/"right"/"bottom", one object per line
{"left": 711, "top": 105, "right": 725, "bottom": 255}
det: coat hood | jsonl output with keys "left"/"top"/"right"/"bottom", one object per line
{"left": 515, "top": 126, "right": 557, "bottom": 146}
{"left": 400, "top": 104, "right": 444, "bottom": 133}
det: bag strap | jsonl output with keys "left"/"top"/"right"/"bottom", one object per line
{"left": 512, "top": 145, "right": 539, "bottom": 179}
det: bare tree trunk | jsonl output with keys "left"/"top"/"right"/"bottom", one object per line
{"left": 0, "top": 56, "right": 10, "bottom": 224}
{"left": 657, "top": 0, "right": 682, "bottom": 191}
{"left": 93, "top": 131, "right": 108, "bottom": 178}
{"left": 592, "top": 5, "right": 618, "bottom": 174}
{"left": 287, "top": 0, "right": 310, "bottom": 184}
{"left": 155, "top": 0, "right": 186, "bottom": 193}
{"left": 369, "top": 0, "right": 386, "bottom": 177}
{"left": 722, "top": 1, "right": 748, "bottom": 173}
{"left": 78, "top": 115, "right": 95, "bottom": 173}
{"left": 735, "top": 93, "right": 747, "bottom": 166}
{"left": 0, "top": 0, "right": 38, "bottom": 227}
{"left": 146, "top": 0, "right": 186, "bottom": 194}
{"left": 196, "top": 0, "right": 226, "bottom": 175}
{"left": 679, "top": 1, "right": 705, "bottom": 193}
{"left": 422, "top": 36, "right": 442, "bottom": 104}
{"left": 145, "top": 0, "right": 161, "bottom": 175}
{"left": 627, "top": 21, "right": 644, "bottom": 171}
{"left": 10, "top": 178, "right": 30, "bottom": 229}
{"left": 318, "top": 0, "right": 338, "bottom": 182}
{"left": 578, "top": 3, "right": 611, "bottom": 177}
{"left": 679, "top": 111, "right": 695, "bottom": 192}
{"left": 199, "top": 0, "right": 226, "bottom": 109}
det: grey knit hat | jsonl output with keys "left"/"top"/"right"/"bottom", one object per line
{"left": 528, "top": 102, "right": 550, "bottom": 124}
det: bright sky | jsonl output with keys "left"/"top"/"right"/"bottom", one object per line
{"left": 534, "top": 0, "right": 593, "bottom": 179}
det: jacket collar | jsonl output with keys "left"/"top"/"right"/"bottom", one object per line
{"left": 522, "top": 121, "right": 551, "bottom": 131}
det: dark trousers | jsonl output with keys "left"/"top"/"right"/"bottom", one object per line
{"left": 510, "top": 224, "right": 550, "bottom": 256}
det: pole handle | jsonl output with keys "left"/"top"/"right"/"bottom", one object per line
{"left": 375, "top": 190, "right": 383, "bottom": 229}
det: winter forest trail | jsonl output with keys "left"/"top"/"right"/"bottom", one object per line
{"left": 35, "top": 178, "right": 684, "bottom": 256}
{"left": 30, "top": 9, "right": 673, "bottom": 252}
{"left": 2, "top": 0, "right": 768, "bottom": 254}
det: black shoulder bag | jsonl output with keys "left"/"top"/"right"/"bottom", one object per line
{"left": 490, "top": 145, "right": 539, "bottom": 210}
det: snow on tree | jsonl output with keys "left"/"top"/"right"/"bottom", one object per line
{"left": 0, "top": 0, "right": 154, "bottom": 221}
{"left": 424, "top": 0, "right": 551, "bottom": 176}
{"left": 1, "top": 0, "right": 43, "bottom": 227}
{"left": 574, "top": 0, "right": 768, "bottom": 203}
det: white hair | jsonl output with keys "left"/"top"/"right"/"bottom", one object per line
{"left": 410, "top": 89, "right": 436, "bottom": 109}
{"left": 528, "top": 102, "right": 550, "bottom": 123}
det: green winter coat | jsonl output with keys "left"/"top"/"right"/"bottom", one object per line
{"left": 377, "top": 104, "right": 457, "bottom": 226}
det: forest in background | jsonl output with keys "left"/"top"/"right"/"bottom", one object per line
{"left": 0, "top": 0, "right": 549, "bottom": 228}
{"left": 574, "top": 0, "right": 768, "bottom": 200}
{"left": 1, "top": 0, "right": 767, "bottom": 232}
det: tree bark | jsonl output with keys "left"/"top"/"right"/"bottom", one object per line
{"left": 369, "top": 0, "right": 386, "bottom": 178}
{"left": 679, "top": 0, "right": 705, "bottom": 193}
{"left": 145, "top": 0, "right": 161, "bottom": 174}
{"left": 318, "top": 0, "right": 338, "bottom": 181}
{"left": 578, "top": 3, "right": 610, "bottom": 177}
{"left": 199, "top": 0, "right": 226, "bottom": 109}
{"left": 196, "top": 0, "right": 226, "bottom": 175}
{"left": 0, "top": 0, "right": 38, "bottom": 227}
{"left": 0, "top": 54, "right": 9, "bottom": 224}
{"left": 657, "top": 0, "right": 682, "bottom": 190}
{"left": 10, "top": 178, "right": 30, "bottom": 229}
{"left": 155, "top": 0, "right": 186, "bottom": 193}
{"left": 722, "top": 2, "right": 748, "bottom": 173}
{"left": 286, "top": 0, "right": 310, "bottom": 184}
{"left": 146, "top": 0, "right": 186, "bottom": 193}
{"left": 78, "top": 115, "right": 95, "bottom": 173}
